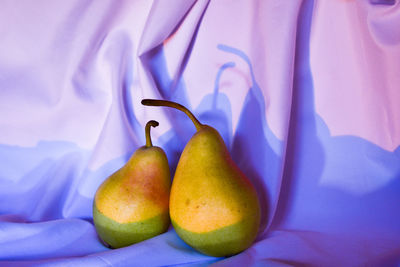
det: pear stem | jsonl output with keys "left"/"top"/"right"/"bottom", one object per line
{"left": 141, "top": 99, "right": 203, "bottom": 131}
{"left": 145, "top": 120, "right": 159, "bottom": 147}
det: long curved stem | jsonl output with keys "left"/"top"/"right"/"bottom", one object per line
{"left": 141, "top": 99, "right": 203, "bottom": 131}
{"left": 145, "top": 120, "right": 159, "bottom": 147}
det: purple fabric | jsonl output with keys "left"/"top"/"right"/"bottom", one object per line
{"left": 1, "top": 0, "right": 400, "bottom": 265}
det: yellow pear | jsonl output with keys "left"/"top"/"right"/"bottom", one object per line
{"left": 93, "top": 120, "right": 171, "bottom": 248}
{"left": 142, "top": 99, "right": 261, "bottom": 257}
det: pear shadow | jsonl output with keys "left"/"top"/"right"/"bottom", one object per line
{"left": 196, "top": 62, "right": 235, "bottom": 146}
{"left": 230, "top": 91, "right": 278, "bottom": 236}
{"left": 215, "top": 45, "right": 284, "bottom": 236}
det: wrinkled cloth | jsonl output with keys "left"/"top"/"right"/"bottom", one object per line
{"left": 1, "top": 0, "right": 400, "bottom": 266}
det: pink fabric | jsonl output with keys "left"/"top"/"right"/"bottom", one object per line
{"left": 0, "top": 0, "right": 399, "bottom": 265}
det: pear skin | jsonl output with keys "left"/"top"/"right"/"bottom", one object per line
{"left": 142, "top": 100, "right": 261, "bottom": 257}
{"left": 93, "top": 120, "right": 171, "bottom": 248}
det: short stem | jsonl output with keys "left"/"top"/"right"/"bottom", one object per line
{"left": 141, "top": 99, "right": 203, "bottom": 131}
{"left": 145, "top": 120, "right": 159, "bottom": 147}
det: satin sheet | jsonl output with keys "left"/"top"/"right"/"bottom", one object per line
{"left": 1, "top": 0, "right": 399, "bottom": 266}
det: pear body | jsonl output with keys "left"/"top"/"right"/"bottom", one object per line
{"left": 93, "top": 146, "right": 171, "bottom": 248}
{"left": 170, "top": 126, "right": 261, "bottom": 257}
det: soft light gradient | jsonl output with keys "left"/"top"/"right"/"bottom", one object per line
{"left": 0, "top": 0, "right": 399, "bottom": 266}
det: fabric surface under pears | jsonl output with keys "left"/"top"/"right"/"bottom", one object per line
{"left": 0, "top": 0, "right": 400, "bottom": 266}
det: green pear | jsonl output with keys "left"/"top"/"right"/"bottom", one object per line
{"left": 93, "top": 120, "right": 171, "bottom": 248}
{"left": 141, "top": 100, "right": 261, "bottom": 257}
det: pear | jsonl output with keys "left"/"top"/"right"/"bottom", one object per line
{"left": 93, "top": 120, "right": 171, "bottom": 248}
{"left": 141, "top": 99, "right": 261, "bottom": 257}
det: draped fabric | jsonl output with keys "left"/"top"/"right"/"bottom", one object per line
{"left": 1, "top": 0, "right": 399, "bottom": 265}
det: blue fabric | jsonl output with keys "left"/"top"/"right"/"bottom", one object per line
{"left": 1, "top": 0, "right": 400, "bottom": 265}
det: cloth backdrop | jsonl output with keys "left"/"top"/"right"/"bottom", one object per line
{"left": 1, "top": 0, "right": 399, "bottom": 266}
